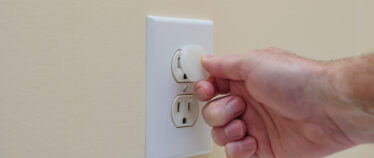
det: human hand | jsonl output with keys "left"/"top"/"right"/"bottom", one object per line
{"left": 194, "top": 47, "right": 355, "bottom": 158}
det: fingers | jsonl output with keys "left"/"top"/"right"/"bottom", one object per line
{"left": 202, "top": 54, "right": 249, "bottom": 80}
{"left": 194, "top": 76, "right": 230, "bottom": 101}
{"left": 202, "top": 95, "right": 256, "bottom": 157}
{"left": 214, "top": 77, "right": 230, "bottom": 94}
{"left": 202, "top": 96, "right": 245, "bottom": 127}
{"left": 225, "top": 136, "right": 257, "bottom": 158}
{"left": 211, "top": 120, "right": 246, "bottom": 146}
{"left": 194, "top": 80, "right": 215, "bottom": 101}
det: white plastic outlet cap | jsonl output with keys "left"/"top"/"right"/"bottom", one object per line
{"left": 180, "top": 45, "right": 209, "bottom": 82}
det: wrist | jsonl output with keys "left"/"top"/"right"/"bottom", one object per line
{"left": 323, "top": 59, "right": 374, "bottom": 144}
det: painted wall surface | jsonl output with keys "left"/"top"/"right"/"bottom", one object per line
{"left": 0, "top": 0, "right": 372, "bottom": 158}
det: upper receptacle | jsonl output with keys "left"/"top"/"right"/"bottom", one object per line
{"left": 171, "top": 49, "right": 192, "bottom": 83}
{"left": 171, "top": 45, "right": 209, "bottom": 83}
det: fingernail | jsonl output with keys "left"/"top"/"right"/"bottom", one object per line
{"left": 225, "top": 121, "right": 244, "bottom": 138}
{"left": 239, "top": 137, "right": 256, "bottom": 152}
{"left": 225, "top": 97, "right": 243, "bottom": 115}
{"left": 196, "top": 88, "right": 208, "bottom": 99}
{"left": 226, "top": 143, "right": 236, "bottom": 156}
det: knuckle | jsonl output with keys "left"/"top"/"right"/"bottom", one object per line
{"left": 266, "top": 47, "right": 285, "bottom": 53}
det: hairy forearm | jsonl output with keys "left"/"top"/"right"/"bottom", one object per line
{"left": 327, "top": 53, "right": 374, "bottom": 144}
{"left": 337, "top": 54, "right": 374, "bottom": 107}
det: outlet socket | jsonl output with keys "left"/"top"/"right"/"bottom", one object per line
{"left": 172, "top": 45, "right": 209, "bottom": 83}
{"left": 171, "top": 49, "right": 191, "bottom": 83}
{"left": 171, "top": 95, "right": 199, "bottom": 128}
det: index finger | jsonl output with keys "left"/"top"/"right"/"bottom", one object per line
{"left": 194, "top": 76, "right": 230, "bottom": 101}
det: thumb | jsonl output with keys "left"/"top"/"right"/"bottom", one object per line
{"left": 202, "top": 54, "right": 248, "bottom": 80}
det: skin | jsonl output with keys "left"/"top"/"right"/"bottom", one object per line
{"left": 194, "top": 47, "right": 374, "bottom": 158}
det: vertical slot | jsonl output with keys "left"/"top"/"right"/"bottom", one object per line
{"left": 177, "top": 102, "right": 180, "bottom": 112}
{"left": 177, "top": 56, "right": 181, "bottom": 68}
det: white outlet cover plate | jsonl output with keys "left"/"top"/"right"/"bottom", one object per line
{"left": 146, "top": 16, "right": 213, "bottom": 158}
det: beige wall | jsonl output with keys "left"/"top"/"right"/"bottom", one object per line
{"left": 0, "top": 0, "right": 372, "bottom": 158}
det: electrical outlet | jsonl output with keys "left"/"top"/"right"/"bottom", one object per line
{"left": 172, "top": 45, "right": 209, "bottom": 83}
{"left": 146, "top": 16, "right": 213, "bottom": 158}
{"left": 171, "top": 49, "right": 191, "bottom": 83}
{"left": 171, "top": 95, "right": 199, "bottom": 128}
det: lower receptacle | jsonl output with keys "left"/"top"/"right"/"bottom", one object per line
{"left": 171, "top": 95, "right": 199, "bottom": 128}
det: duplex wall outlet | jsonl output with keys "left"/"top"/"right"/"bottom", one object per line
{"left": 146, "top": 16, "right": 213, "bottom": 158}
